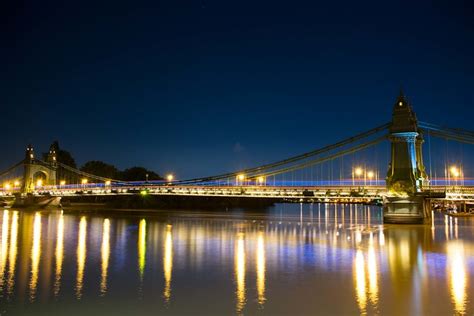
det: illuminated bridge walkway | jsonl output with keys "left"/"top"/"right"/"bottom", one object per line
{"left": 2, "top": 182, "right": 474, "bottom": 203}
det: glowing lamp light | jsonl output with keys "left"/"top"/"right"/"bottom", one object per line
{"left": 140, "top": 190, "right": 148, "bottom": 196}
{"left": 367, "top": 171, "right": 374, "bottom": 179}
{"left": 81, "top": 179, "right": 88, "bottom": 185}
{"left": 60, "top": 180, "right": 66, "bottom": 186}
{"left": 167, "top": 174, "right": 174, "bottom": 182}
{"left": 355, "top": 168, "right": 363, "bottom": 176}
{"left": 237, "top": 174, "right": 245, "bottom": 181}
{"left": 4, "top": 183, "right": 11, "bottom": 190}
{"left": 36, "top": 179, "right": 43, "bottom": 187}
{"left": 105, "top": 180, "right": 111, "bottom": 186}
{"left": 257, "top": 176, "right": 265, "bottom": 184}
{"left": 14, "top": 181, "right": 20, "bottom": 187}
{"left": 450, "top": 166, "right": 461, "bottom": 178}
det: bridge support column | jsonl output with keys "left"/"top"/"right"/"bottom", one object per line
{"left": 384, "top": 91, "right": 429, "bottom": 224}
{"left": 383, "top": 196, "right": 429, "bottom": 224}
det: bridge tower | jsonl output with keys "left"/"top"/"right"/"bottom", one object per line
{"left": 22, "top": 143, "right": 58, "bottom": 193}
{"left": 384, "top": 91, "right": 430, "bottom": 223}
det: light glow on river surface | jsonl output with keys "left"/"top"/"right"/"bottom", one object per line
{"left": 0, "top": 204, "right": 473, "bottom": 315}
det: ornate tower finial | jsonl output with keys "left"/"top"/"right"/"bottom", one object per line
{"left": 47, "top": 142, "right": 58, "bottom": 165}
{"left": 25, "top": 144, "right": 34, "bottom": 162}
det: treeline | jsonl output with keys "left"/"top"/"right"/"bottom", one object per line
{"left": 44, "top": 141, "right": 163, "bottom": 182}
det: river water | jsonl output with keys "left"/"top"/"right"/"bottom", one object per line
{"left": 0, "top": 204, "right": 473, "bottom": 315}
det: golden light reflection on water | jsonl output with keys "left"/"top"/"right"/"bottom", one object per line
{"left": 76, "top": 216, "right": 87, "bottom": 299}
{"left": 0, "top": 210, "right": 10, "bottom": 291}
{"left": 138, "top": 219, "right": 146, "bottom": 279}
{"left": 354, "top": 241, "right": 379, "bottom": 314}
{"left": 354, "top": 250, "right": 367, "bottom": 313}
{"left": 235, "top": 233, "right": 246, "bottom": 314}
{"left": 101, "top": 218, "right": 110, "bottom": 295}
{"left": 7, "top": 211, "right": 18, "bottom": 295}
{"left": 30, "top": 212, "right": 41, "bottom": 302}
{"left": 0, "top": 207, "right": 471, "bottom": 314}
{"left": 163, "top": 224, "right": 173, "bottom": 303}
{"left": 256, "top": 232, "right": 266, "bottom": 307}
{"left": 447, "top": 241, "right": 468, "bottom": 315}
{"left": 367, "top": 245, "right": 378, "bottom": 306}
{"left": 54, "top": 213, "right": 64, "bottom": 296}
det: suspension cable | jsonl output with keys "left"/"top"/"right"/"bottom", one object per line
{"left": 251, "top": 135, "right": 387, "bottom": 178}
{"left": 0, "top": 159, "right": 25, "bottom": 179}
{"left": 173, "top": 122, "right": 390, "bottom": 185}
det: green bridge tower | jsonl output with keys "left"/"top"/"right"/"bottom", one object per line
{"left": 384, "top": 91, "right": 430, "bottom": 223}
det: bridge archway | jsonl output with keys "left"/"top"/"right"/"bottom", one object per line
{"left": 32, "top": 170, "right": 48, "bottom": 185}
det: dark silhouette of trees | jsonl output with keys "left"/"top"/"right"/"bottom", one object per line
{"left": 43, "top": 141, "right": 163, "bottom": 182}
{"left": 119, "top": 167, "right": 163, "bottom": 181}
{"left": 81, "top": 161, "right": 119, "bottom": 179}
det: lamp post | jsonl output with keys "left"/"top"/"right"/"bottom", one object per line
{"left": 367, "top": 171, "right": 374, "bottom": 186}
{"left": 354, "top": 167, "right": 363, "bottom": 187}
{"left": 449, "top": 165, "right": 461, "bottom": 187}
{"left": 237, "top": 174, "right": 245, "bottom": 186}
{"left": 81, "top": 178, "right": 88, "bottom": 190}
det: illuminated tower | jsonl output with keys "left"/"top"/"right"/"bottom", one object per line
{"left": 21, "top": 143, "right": 57, "bottom": 193}
{"left": 384, "top": 91, "right": 430, "bottom": 223}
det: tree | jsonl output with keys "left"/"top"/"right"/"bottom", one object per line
{"left": 119, "top": 167, "right": 163, "bottom": 181}
{"left": 81, "top": 161, "right": 119, "bottom": 179}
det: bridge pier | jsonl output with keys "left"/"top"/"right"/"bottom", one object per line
{"left": 383, "top": 196, "right": 430, "bottom": 224}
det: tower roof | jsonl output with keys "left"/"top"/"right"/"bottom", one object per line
{"left": 390, "top": 90, "right": 418, "bottom": 133}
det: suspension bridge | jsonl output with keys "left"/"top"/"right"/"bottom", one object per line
{"left": 1, "top": 92, "right": 474, "bottom": 223}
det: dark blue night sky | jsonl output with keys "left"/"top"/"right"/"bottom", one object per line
{"left": 2, "top": 0, "right": 473, "bottom": 178}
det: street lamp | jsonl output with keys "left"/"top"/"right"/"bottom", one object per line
{"left": 367, "top": 171, "right": 374, "bottom": 185}
{"left": 450, "top": 166, "right": 460, "bottom": 178}
{"left": 257, "top": 176, "right": 265, "bottom": 185}
{"left": 4, "top": 183, "right": 11, "bottom": 191}
{"left": 60, "top": 180, "right": 66, "bottom": 186}
{"left": 353, "top": 167, "right": 363, "bottom": 186}
{"left": 237, "top": 174, "right": 245, "bottom": 185}
{"left": 14, "top": 180, "right": 20, "bottom": 187}
{"left": 449, "top": 165, "right": 462, "bottom": 186}
{"left": 167, "top": 174, "right": 174, "bottom": 182}
{"left": 36, "top": 179, "right": 43, "bottom": 188}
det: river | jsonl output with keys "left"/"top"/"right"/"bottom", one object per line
{"left": 0, "top": 204, "right": 472, "bottom": 315}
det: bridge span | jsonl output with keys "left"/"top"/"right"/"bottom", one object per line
{"left": 1, "top": 91, "right": 474, "bottom": 222}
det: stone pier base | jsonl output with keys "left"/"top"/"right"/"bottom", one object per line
{"left": 383, "top": 195, "right": 430, "bottom": 224}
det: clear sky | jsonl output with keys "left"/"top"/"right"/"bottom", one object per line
{"left": 2, "top": 0, "right": 473, "bottom": 178}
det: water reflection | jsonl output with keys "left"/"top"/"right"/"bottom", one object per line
{"left": 354, "top": 250, "right": 367, "bottom": 312}
{"left": 0, "top": 205, "right": 471, "bottom": 315}
{"left": 256, "top": 232, "right": 266, "bottom": 307}
{"left": 54, "top": 213, "right": 64, "bottom": 296}
{"left": 235, "top": 232, "right": 246, "bottom": 314}
{"left": 7, "top": 211, "right": 18, "bottom": 295}
{"left": 447, "top": 241, "right": 468, "bottom": 315}
{"left": 76, "top": 216, "right": 87, "bottom": 299}
{"left": 163, "top": 224, "right": 173, "bottom": 303}
{"left": 0, "top": 210, "right": 9, "bottom": 292}
{"left": 101, "top": 218, "right": 110, "bottom": 295}
{"left": 30, "top": 212, "right": 41, "bottom": 302}
{"left": 138, "top": 219, "right": 146, "bottom": 278}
